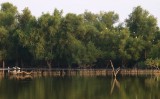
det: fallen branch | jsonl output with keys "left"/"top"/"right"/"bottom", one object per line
{"left": 110, "top": 60, "right": 120, "bottom": 77}
{"left": 115, "top": 67, "right": 120, "bottom": 76}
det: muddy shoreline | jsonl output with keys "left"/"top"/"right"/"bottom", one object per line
{"left": 0, "top": 68, "right": 160, "bottom": 77}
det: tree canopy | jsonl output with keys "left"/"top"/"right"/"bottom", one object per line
{"left": 0, "top": 2, "right": 160, "bottom": 69}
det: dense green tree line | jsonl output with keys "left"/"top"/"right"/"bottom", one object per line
{"left": 0, "top": 2, "right": 160, "bottom": 68}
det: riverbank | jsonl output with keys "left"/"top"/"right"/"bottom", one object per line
{"left": 0, "top": 69, "right": 160, "bottom": 77}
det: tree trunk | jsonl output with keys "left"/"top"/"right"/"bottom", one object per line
{"left": 121, "top": 60, "right": 126, "bottom": 68}
{"left": 21, "top": 59, "right": 24, "bottom": 68}
{"left": 144, "top": 50, "right": 146, "bottom": 59}
{"left": 15, "top": 59, "right": 19, "bottom": 66}
{"left": 47, "top": 60, "right": 52, "bottom": 69}
{"left": 2, "top": 60, "right": 5, "bottom": 75}
{"left": 2, "top": 60, "right": 5, "bottom": 69}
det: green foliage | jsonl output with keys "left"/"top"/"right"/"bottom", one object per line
{"left": 0, "top": 2, "right": 160, "bottom": 68}
{"left": 126, "top": 6, "right": 158, "bottom": 60}
{"left": 126, "top": 6, "right": 157, "bottom": 39}
{"left": 99, "top": 11, "right": 119, "bottom": 29}
{"left": 137, "top": 61, "right": 146, "bottom": 69}
{"left": 149, "top": 41, "right": 160, "bottom": 59}
{"left": 82, "top": 42, "right": 101, "bottom": 67}
{"left": 125, "top": 36, "right": 145, "bottom": 60}
{"left": 145, "top": 58, "right": 160, "bottom": 69}
{"left": 0, "top": 2, "right": 18, "bottom": 63}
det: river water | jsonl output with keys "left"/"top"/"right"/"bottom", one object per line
{"left": 0, "top": 75, "right": 159, "bottom": 99}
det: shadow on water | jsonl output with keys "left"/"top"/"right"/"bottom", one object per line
{"left": 0, "top": 70, "right": 160, "bottom": 99}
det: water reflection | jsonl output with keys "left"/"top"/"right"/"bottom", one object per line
{"left": 9, "top": 75, "right": 33, "bottom": 80}
{"left": 110, "top": 78, "right": 120, "bottom": 94}
{"left": 0, "top": 75, "right": 160, "bottom": 99}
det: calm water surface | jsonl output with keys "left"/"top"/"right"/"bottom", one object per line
{"left": 0, "top": 75, "right": 160, "bottom": 99}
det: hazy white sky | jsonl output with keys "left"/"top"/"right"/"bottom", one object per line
{"left": 0, "top": 0, "right": 160, "bottom": 26}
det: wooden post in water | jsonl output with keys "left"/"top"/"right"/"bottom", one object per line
{"left": 110, "top": 60, "right": 120, "bottom": 77}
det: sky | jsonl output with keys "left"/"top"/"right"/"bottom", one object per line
{"left": 0, "top": 0, "right": 160, "bottom": 26}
